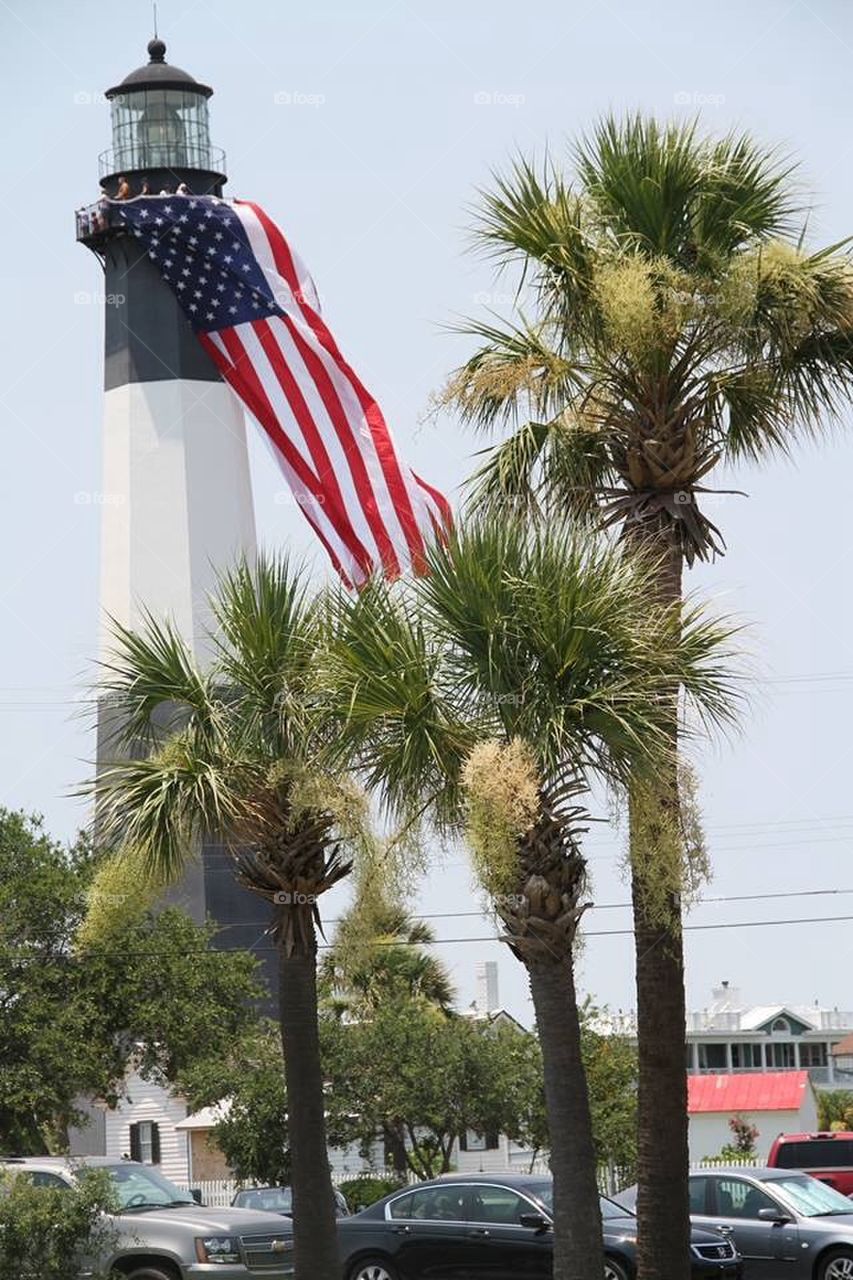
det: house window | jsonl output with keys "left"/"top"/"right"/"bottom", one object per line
{"left": 771, "top": 1018, "right": 790, "bottom": 1034}
{"left": 460, "top": 1130, "right": 500, "bottom": 1152}
{"left": 730, "top": 1043, "right": 762, "bottom": 1069}
{"left": 129, "top": 1121, "right": 161, "bottom": 1165}
{"left": 768, "top": 1042, "right": 795, "bottom": 1069}
{"left": 698, "top": 1043, "right": 727, "bottom": 1070}
{"left": 799, "top": 1042, "right": 828, "bottom": 1067}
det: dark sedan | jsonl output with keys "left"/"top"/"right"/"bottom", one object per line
{"left": 336, "top": 1173, "right": 741, "bottom": 1280}
{"left": 616, "top": 1168, "right": 853, "bottom": 1279}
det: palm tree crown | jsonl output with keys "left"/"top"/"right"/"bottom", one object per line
{"left": 449, "top": 115, "right": 853, "bottom": 563}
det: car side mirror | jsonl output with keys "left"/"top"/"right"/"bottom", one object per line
{"left": 519, "top": 1212, "right": 550, "bottom": 1231}
{"left": 189, "top": 1188, "right": 202, "bottom": 1205}
{"left": 757, "top": 1207, "right": 791, "bottom": 1224}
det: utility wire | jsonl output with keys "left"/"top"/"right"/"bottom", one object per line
{"left": 3, "top": 911, "right": 853, "bottom": 964}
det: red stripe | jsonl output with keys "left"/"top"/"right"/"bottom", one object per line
{"left": 242, "top": 201, "right": 426, "bottom": 566}
{"left": 412, "top": 471, "right": 453, "bottom": 531}
{"left": 200, "top": 332, "right": 366, "bottom": 583}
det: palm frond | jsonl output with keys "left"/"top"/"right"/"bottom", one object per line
{"left": 441, "top": 315, "right": 583, "bottom": 432}
{"left": 691, "top": 132, "right": 801, "bottom": 258}
{"left": 465, "top": 412, "right": 614, "bottom": 523}
{"left": 575, "top": 114, "right": 703, "bottom": 260}
{"left": 212, "top": 553, "right": 327, "bottom": 757}
{"left": 324, "top": 579, "right": 475, "bottom": 829}
{"left": 98, "top": 613, "right": 216, "bottom": 750}
{"left": 92, "top": 730, "right": 248, "bottom": 881}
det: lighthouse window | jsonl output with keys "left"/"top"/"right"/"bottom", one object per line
{"left": 110, "top": 90, "right": 212, "bottom": 173}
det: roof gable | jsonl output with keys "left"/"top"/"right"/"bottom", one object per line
{"left": 687, "top": 1071, "right": 811, "bottom": 1114}
{"left": 739, "top": 1006, "right": 814, "bottom": 1034}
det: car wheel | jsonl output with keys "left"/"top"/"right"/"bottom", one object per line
{"left": 604, "top": 1257, "right": 630, "bottom": 1280}
{"left": 125, "top": 1268, "right": 180, "bottom": 1280}
{"left": 818, "top": 1250, "right": 853, "bottom": 1280}
{"left": 347, "top": 1259, "right": 400, "bottom": 1280}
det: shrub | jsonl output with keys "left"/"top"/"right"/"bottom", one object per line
{"left": 0, "top": 1167, "right": 119, "bottom": 1280}
{"left": 338, "top": 1174, "right": 406, "bottom": 1212}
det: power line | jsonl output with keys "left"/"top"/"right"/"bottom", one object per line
{"left": 190, "top": 885, "right": 853, "bottom": 926}
{"left": 3, "top": 911, "right": 853, "bottom": 965}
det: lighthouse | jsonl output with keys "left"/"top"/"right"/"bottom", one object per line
{"left": 77, "top": 42, "right": 276, "bottom": 990}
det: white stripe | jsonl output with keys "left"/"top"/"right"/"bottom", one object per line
{"left": 234, "top": 203, "right": 417, "bottom": 571}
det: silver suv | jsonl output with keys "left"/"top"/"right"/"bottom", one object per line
{"left": 0, "top": 1156, "right": 295, "bottom": 1279}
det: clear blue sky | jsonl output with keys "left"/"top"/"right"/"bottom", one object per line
{"left": 3, "top": 0, "right": 853, "bottom": 1024}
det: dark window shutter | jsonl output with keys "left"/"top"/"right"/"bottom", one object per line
{"left": 459, "top": 1131, "right": 468, "bottom": 1152}
{"left": 129, "top": 1124, "right": 141, "bottom": 1162}
{"left": 485, "top": 1131, "right": 499, "bottom": 1150}
{"left": 151, "top": 1122, "right": 161, "bottom": 1165}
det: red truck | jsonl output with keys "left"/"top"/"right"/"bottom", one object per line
{"left": 767, "top": 1131, "right": 853, "bottom": 1196}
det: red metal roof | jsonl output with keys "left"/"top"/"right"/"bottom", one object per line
{"left": 687, "top": 1072, "right": 810, "bottom": 1114}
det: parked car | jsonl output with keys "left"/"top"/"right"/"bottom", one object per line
{"left": 767, "top": 1132, "right": 853, "bottom": 1196}
{"left": 231, "top": 1183, "right": 350, "bottom": 1217}
{"left": 0, "top": 1156, "right": 296, "bottom": 1279}
{"left": 616, "top": 1167, "right": 853, "bottom": 1279}
{"left": 336, "top": 1173, "right": 742, "bottom": 1280}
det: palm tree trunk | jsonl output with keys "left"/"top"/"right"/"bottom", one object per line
{"left": 626, "top": 514, "right": 690, "bottom": 1280}
{"left": 527, "top": 956, "right": 604, "bottom": 1280}
{"left": 278, "top": 925, "right": 339, "bottom": 1280}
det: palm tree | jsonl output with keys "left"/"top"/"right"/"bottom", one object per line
{"left": 321, "top": 892, "right": 456, "bottom": 1174}
{"left": 442, "top": 115, "right": 853, "bottom": 1279}
{"left": 321, "top": 897, "right": 456, "bottom": 1016}
{"left": 325, "top": 515, "right": 737, "bottom": 1280}
{"left": 89, "top": 556, "right": 360, "bottom": 1280}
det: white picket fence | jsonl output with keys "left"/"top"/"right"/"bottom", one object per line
{"left": 178, "top": 1157, "right": 765, "bottom": 1208}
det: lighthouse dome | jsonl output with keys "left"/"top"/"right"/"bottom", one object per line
{"left": 106, "top": 39, "right": 213, "bottom": 99}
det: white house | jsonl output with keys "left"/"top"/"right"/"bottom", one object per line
{"left": 685, "top": 984, "right": 853, "bottom": 1087}
{"left": 69, "top": 1066, "right": 193, "bottom": 1183}
{"left": 687, "top": 1070, "right": 819, "bottom": 1163}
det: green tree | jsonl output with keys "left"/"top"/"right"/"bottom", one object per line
{"left": 0, "top": 1166, "right": 118, "bottom": 1280}
{"left": 0, "top": 809, "right": 259, "bottom": 1154}
{"left": 327, "top": 1000, "right": 523, "bottom": 1180}
{"left": 443, "top": 116, "right": 853, "bottom": 1279}
{"left": 326, "top": 515, "right": 736, "bottom": 1280}
{"left": 89, "top": 557, "right": 363, "bottom": 1280}
{"left": 817, "top": 1090, "right": 853, "bottom": 1131}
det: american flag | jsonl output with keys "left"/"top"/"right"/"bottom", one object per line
{"left": 116, "top": 195, "right": 452, "bottom": 586}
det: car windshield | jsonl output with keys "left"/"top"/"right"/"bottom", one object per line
{"left": 91, "top": 1164, "right": 196, "bottom": 1211}
{"left": 235, "top": 1187, "right": 293, "bottom": 1213}
{"left": 526, "top": 1182, "right": 553, "bottom": 1215}
{"left": 600, "top": 1195, "right": 635, "bottom": 1220}
{"left": 770, "top": 1175, "right": 853, "bottom": 1218}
